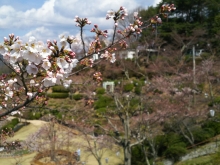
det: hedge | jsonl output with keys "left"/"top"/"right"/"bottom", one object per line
{"left": 27, "top": 112, "right": 42, "bottom": 120}
{"left": 2, "top": 118, "right": 19, "bottom": 132}
{"left": 47, "top": 92, "right": 69, "bottom": 98}
{"left": 71, "top": 93, "right": 83, "bottom": 100}
{"left": 52, "top": 85, "right": 70, "bottom": 93}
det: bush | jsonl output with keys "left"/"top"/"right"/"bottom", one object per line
{"left": 71, "top": 93, "right": 83, "bottom": 100}
{"left": 131, "top": 145, "right": 147, "bottom": 165}
{"left": 47, "top": 92, "right": 69, "bottom": 98}
{"left": 94, "top": 95, "right": 114, "bottom": 109}
{"left": 123, "top": 83, "right": 134, "bottom": 92}
{"left": 155, "top": 133, "right": 187, "bottom": 157}
{"left": 11, "top": 118, "right": 19, "bottom": 125}
{"left": 28, "top": 112, "right": 42, "bottom": 120}
{"left": 202, "top": 120, "right": 220, "bottom": 135}
{"left": 96, "top": 87, "right": 105, "bottom": 95}
{"left": 134, "top": 86, "right": 142, "bottom": 95}
{"left": 96, "top": 108, "right": 107, "bottom": 114}
{"left": 56, "top": 113, "right": 63, "bottom": 120}
{"left": 52, "top": 85, "right": 69, "bottom": 93}
{"left": 48, "top": 110, "right": 59, "bottom": 116}
{"left": 164, "top": 145, "right": 187, "bottom": 162}
{"left": 208, "top": 96, "right": 220, "bottom": 107}
{"left": 2, "top": 118, "right": 19, "bottom": 132}
{"left": 193, "top": 128, "right": 214, "bottom": 144}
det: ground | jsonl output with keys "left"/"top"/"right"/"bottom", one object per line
{"left": 0, "top": 117, "right": 123, "bottom": 165}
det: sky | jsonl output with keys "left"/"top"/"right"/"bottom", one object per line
{"left": 0, "top": 0, "right": 161, "bottom": 43}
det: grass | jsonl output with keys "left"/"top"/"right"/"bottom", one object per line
{"left": 47, "top": 98, "right": 77, "bottom": 110}
{"left": 175, "top": 154, "right": 214, "bottom": 165}
{"left": 0, "top": 152, "right": 37, "bottom": 165}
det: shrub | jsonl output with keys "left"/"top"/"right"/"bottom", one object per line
{"left": 47, "top": 92, "right": 69, "bottom": 98}
{"left": 71, "top": 93, "right": 83, "bottom": 100}
{"left": 50, "top": 110, "right": 59, "bottom": 116}
{"left": 94, "top": 95, "right": 114, "bottom": 109}
{"left": 28, "top": 112, "right": 42, "bottom": 120}
{"left": 155, "top": 133, "right": 187, "bottom": 157}
{"left": 164, "top": 145, "right": 187, "bottom": 162}
{"left": 208, "top": 96, "right": 220, "bottom": 107}
{"left": 46, "top": 109, "right": 63, "bottom": 119}
{"left": 96, "top": 87, "right": 105, "bottom": 95}
{"left": 96, "top": 108, "right": 107, "bottom": 114}
{"left": 134, "top": 86, "right": 141, "bottom": 95}
{"left": 193, "top": 128, "right": 214, "bottom": 144}
{"left": 56, "top": 113, "right": 63, "bottom": 120}
{"left": 2, "top": 118, "right": 19, "bottom": 132}
{"left": 202, "top": 120, "right": 220, "bottom": 135}
{"left": 52, "top": 85, "right": 69, "bottom": 93}
{"left": 123, "top": 83, "right": 134, "bottom": 92}
{"left": 11, "top": 118, "right": 19, "bottom": 125}
{"left": 131, "top": 145, "right": 146, "bottom": 165}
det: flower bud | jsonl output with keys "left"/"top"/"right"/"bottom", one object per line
{"left": 4, "top": 37, "right": 8, "bottom": 42}
{"left": 69, "top": 51, "right": 76, "bottom": 58}
{"left": 53, "top": 40, "right": 57, "bottom": 44}
{"left": 9, "top": 33, "right": 14, "bottom": 39}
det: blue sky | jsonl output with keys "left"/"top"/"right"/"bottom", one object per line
{"left": 0, "top": 0, "right": 161, "bottom": 42}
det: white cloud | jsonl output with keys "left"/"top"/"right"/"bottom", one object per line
{"left": 153, "top": 0, "right": 162, "bottom": 6}
{"left": 54, "top": 0, "right": 139, "bottom": 17}
{"left": 23, "top": 26, "right": 55, "bottom": 42}
{"left": 0, "top": 0, "right": 159, "bottom": 42}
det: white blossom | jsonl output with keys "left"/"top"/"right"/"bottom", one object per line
{"left": 42, "top": 59, "right": 51, "bottom": 70}
{"left": 26, "top": 64, "right": 38, "bottom": 75}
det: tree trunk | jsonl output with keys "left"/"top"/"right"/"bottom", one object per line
{"left": 141, "top": 145, "right": 151, "bottom": 165}
{"left": 124, "top": 112, "right": 131, "bottom": 165}
{"left": 124, "top": 143, "right": 131, "bottom": 165}
{"left": 98, "top": 159, "right": 102, "bottom": 165}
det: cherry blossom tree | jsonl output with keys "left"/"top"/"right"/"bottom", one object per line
{"left": 0, "top": 4, "right": 176, "bottom": 119}
{"left": 0, "top": 4, "right": 178, "bottom": 165}
{"left": 76, "top": 126, "right": 116, "bottom": 165}
{"left": 23, "top": 117, "right": 76, "bottom": 163}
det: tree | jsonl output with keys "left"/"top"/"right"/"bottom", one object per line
{"left": 24, "top": 117, "right": 76, "bottom": 164}
{"left": 78, "top": 126, "right": 116, "bottom": 165}
{"left": 0, "top": 6, "right": 146, "bottom": 118}
{"left": 0, "top": 4, "right": 177, "bottom": 165}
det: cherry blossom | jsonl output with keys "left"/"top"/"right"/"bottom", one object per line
{"left": 0, "top": 4, "right": 176, "bottom": 118}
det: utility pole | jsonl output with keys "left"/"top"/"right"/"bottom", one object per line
{"left": 193, "top": 45, "right": 196, "bottom": 85}
{"left": 192, "top": 45, "right": 196, "bottom": 105}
